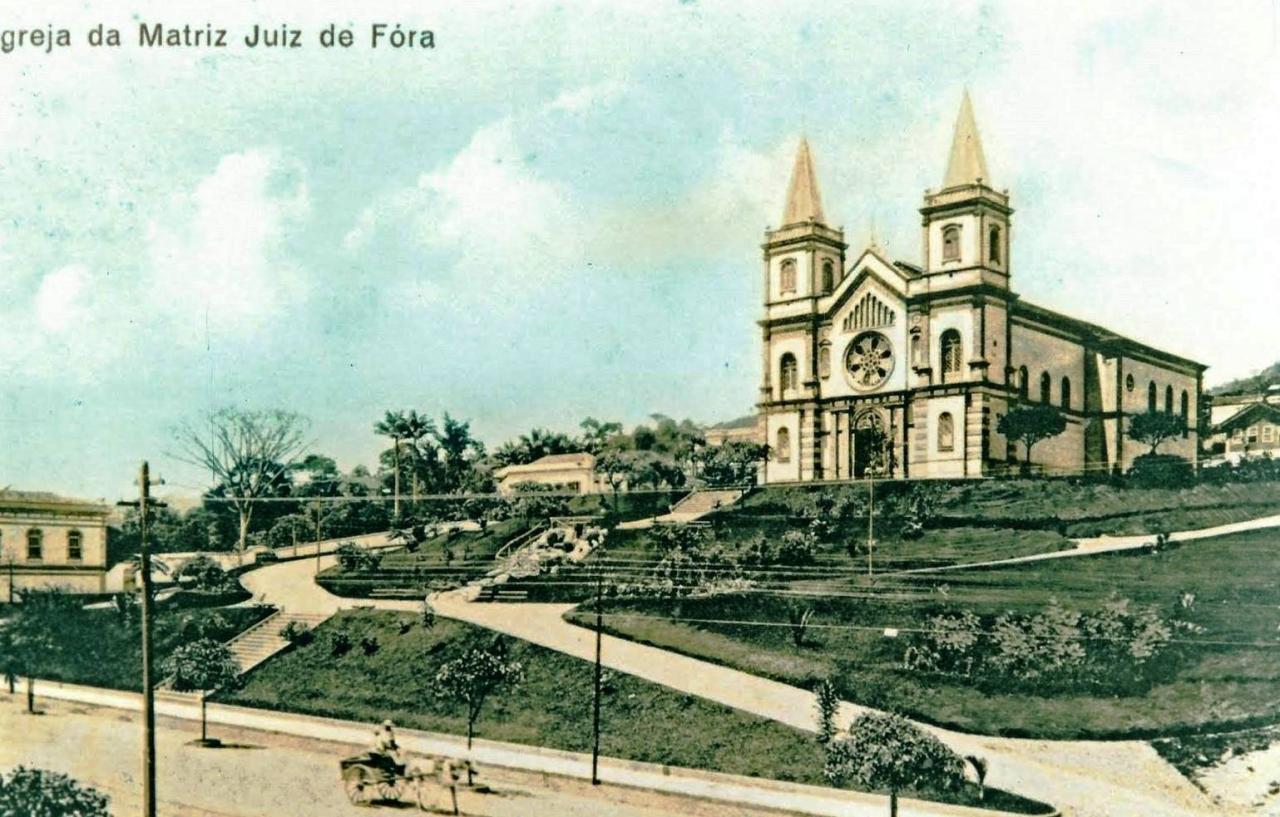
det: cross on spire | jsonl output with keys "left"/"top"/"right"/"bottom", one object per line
{"left": 942, "top": 89, "right": 990, "bottom": 188}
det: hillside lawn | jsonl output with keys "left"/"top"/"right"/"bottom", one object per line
{"left": 225, "top": 609, "right": 1049, "bottom": 814}
{"left": 568, "top": 528, "right": 1280, "bottom": 740}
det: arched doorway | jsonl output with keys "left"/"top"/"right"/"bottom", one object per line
{"left": 852, "top": 410, "right": 887, "bottom": 478}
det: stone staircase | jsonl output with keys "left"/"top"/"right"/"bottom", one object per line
{"left": 618, "top": 489, "right": 745, "bottom": 529}
{"left": 225, "top": 610, "right": 331, "bottom": 674}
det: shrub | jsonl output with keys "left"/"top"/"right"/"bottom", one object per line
{"left": 776, "top": 530, "right": 818, "bottom": 566}
{"left": 254, "top": 549, "right": 280, "bottom": 564}
{"left": 280, "top": 620, "right": 314, "bottom": 646}
{"left": 0, "top": 767, "right": 109, "bottom": 817}
{"left": 175, "top": 555, "right": 234, "bottom": 593}
{"left": 1128, "top": 453, "right": 1194, "bottom": 489}
{"left": 335, "top": 542, "right": 381, "bottom": 572}
{"left": 360, "top": 636, "right": 380, "bottom": 656}
{"left": 824, "top": 712, "right": 965, "bottom": 813}
{"left": 329, "top": 631, "right": 352, "bottom": 657}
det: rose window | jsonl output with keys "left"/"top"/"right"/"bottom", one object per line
{"left": 844, "top": 331, "right": 894, "bottom": 390}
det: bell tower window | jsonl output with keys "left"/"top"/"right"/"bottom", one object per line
{"left": 821, "top": 259, "right": 834, "bottom": 293}
{"left": 942, "top": 225, "right": 961, "bottom": 262}
{"left": 776, "top": 428, "right": 791, "bottom": 463}
{"left": 989, "top": 225, "right": 1001, "bottom": 264}
{"left": 780, "top": 259, "right": 797, "bottom": 294}
{"left": 779, "top": 353, "right": 798, "bottom": 393}
{"left": 940, "top": 330, "right": 962, "bottom": 380}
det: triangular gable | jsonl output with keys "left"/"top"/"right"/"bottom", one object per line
{"left": 823, "top": 247, "right": 912, "bottom": 320}
{"left": 1214, "top": 401, "right": 1280, "bottom": 432}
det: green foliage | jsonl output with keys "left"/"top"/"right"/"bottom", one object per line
{"left": 1126, "top": 410, "right": 1186, "bottom": 455}
{"left": 1128, "top": 453, "right": 1194, "bottom": 488}
{"left": 161, "top": 638, "right": 240, "bottom": 693}
{"left": 280, "top": 620, "right": 314, "bottom": 646}
{"left": 335, "top": 541, "right": 381, "bottom": 572}
{"left": 997, "top": 405, "right": 1068, "bottom": 469}
{"left": 174, "top": 555, "right": 236, "bottom": 593}
{"left": 776, "top": 530, "right": 818, "bottom": 566}
{"left": 509, "top": 482, "right": 571, "bottom": 522}
{"left": 0, "top": 766, "right": 110, "bottom": 817}
{"left": 814, "top": 678, "right": 840, "bottom": 744}
{"left": 701, "top": 441, "right": 768, "bottom": 488}
{"left": 433, "top": 637, "right": 524, "bottom": 746}
{"left": 786, "top": 601, "right": 814, "bottom": 648}
{"left": 824, "top": 712, "right": 965, "bottom": 806}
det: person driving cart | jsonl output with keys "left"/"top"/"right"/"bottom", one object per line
{"left": 370, "top": 719, "right": 405, "bottom": 772}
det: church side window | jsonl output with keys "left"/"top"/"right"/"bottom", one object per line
{"left": 1180, "top": 390, "right": 1190, "bottom": 436}
{"left": 779, "top": 353, "right": 798, "bottom": 393}
{"left": 940, "top": 330, "right": 962, "bottom": 380}
{"left": 27, "top": 529, "right": 43, "bottom": 560}
{"left": 1148, "top": 381, "right": 1157, "bottom": 413}
{"left": 989, "top": 225, "right": 1001, "bottom": 264}
{"left": 1165, "top": 385, "right": 1174, "bottom": 415}
{"left": 821, "top": 260, "right": 834, "bottom": 294}
{"left": 1018, "top": 366, "right": 1029, "bottom": 400}
{"left": 938, "top": 412, "right": 955, "bottom": 452}
{"left": 1061, "top": 376, "right": 1071, "bottom": 410}
{"left": 1040, "top": 372, "right": 1051, "bottom": 404}
{"left": 818, "top": 344, "right": 831, "bottom": 378}
{"left": 942, "top": 225, "right": 961, "bottom": 262}
{"left": 780, "top": 259, "right": 797, "bottom": 294}
{"left": 67, "top": 530, "right": 83, "bottom": 561}
{"left": 776, "top": 427, "right": 791, "bottom": 463}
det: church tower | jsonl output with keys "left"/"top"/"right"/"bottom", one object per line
{"left": 762, "top": 139, "right": 847, "bottom": 309}
{"left": 919, "top": 91, "right": 1012, "bottom": 289}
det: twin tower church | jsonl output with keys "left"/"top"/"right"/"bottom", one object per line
{"left": 757, "top": 93, "right": 1204, "bottom": 483}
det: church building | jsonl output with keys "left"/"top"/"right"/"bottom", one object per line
{"left": 759, "top": 93, "right": 1205, "bottom": 483}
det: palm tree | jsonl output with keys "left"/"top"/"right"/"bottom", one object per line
{"left": 402, "top": 411, "right": 437, "bottom": 505}
{"left": 374, "top": 411, "right": 410, "bottom": 520}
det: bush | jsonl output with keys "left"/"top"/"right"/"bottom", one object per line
{"left": 280, "top": 620, "right": 314, "bottom": 646}
{"left": 0, "top": 767, "right": 109, "bottom": 817}
{"left": 776, "top": 530, "right": 817, "bottom": 566}
{"left": 175, "top": 555, "right": 235, "bottom": 593}
{"left": 1128, "top": 453, "right": 1194, "bottom": 489}
{"left": 330, "top": 631, "right": 352, "bottom": 657}
{"left": 255, "top": 549, "right": 280, "bottom": 564}
{"left": 335, "top": 542, "right": 381, "bottom": 572}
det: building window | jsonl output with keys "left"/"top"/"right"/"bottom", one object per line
{"left": 940, "top": 330, "right": 962, "bottom": 379}
{"left": 1180, "top": 390, "right": 1190, "bottom": 436}
{"left": 1018, "top": 366, "right": 1029, "bottom": 400}
{"left": 1040, "top": 372, "right": 1051, "bottom": 404}
{"left": 67, "top": 530, "right": 83, "bottom": 561}
{"left": 780, "top": 259, "right": 797, "bottom": 293}
{"left": 27, "top": 529, "right": 43, "bottom": 561}
{"left": 1164, "top": 385, "right": 1174, "bottom": 415}
{"left": 821, "top": 260, "right": 835, "bottom": 293}
{"left": 776, "top": 427, "right": 791, "bottom": 463}
{"left": 942, "top": 225, "right": 961, "bottom": 262}
{"left": 910, "top": 333, "right": 922, "bottom": 368}
{"left": 1264, "top": 425, "right": 1275, "bottom": 443}
{"left": 779, "top": 353, "right": 798, "bottom": 393}
{"left": 989, "top": 225, "right": 1001, "bottom": 264}
{"left": 938, "top": 412, "right": 955, "bottom": 451}
{"left": 818, "top": 344, "right": 831, "bottom": 378}
{"left": 1061, "top": 376, "right": 1072, "bottom": 410}
{"left": 1125, "top": 373, "right": 1135, "bottom": 392}
{"left": 1247, "top": 425, "right": 1259, "bottom": 444}
{"left": 1148, "top": 381, "right": 1157, "bottom": 413}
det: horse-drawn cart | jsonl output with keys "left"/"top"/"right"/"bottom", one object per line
{"left": 340, "top": 751, "right": 473, "bottom": 812}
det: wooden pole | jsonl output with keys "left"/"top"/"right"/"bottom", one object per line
{"left": 591, "top": 573, "right": 604, "bottom": 784}
{"left": 139, "top": 461, "right": 158, "bottom": 817}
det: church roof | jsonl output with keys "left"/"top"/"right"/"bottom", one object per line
{"left": 1213, "top": 401, "right": 1280, "bottom": 433}
{"left": 781, "top": 138, "right": 826, "bottom": 226}
{"left": 942, "top": 90, "right": 991, "bottom": 188}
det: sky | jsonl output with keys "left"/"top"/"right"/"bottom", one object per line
{"left": 1, "top": 0, "right": 1278, "bottom": 500}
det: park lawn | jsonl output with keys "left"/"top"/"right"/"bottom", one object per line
{"left": 17, "top": 605, "right": 274, "bottom": 692}
{"left": 568, "top": 528, "right": 1280, "bottom": 740}
{"left": 381, "top": 518, "right": 533, "bottom": 567}
{"left": 225, "top": 610, "right": 1049, "bottom": 814}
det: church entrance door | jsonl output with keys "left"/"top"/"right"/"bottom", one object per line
{"left": 851, "top": 411, "right": 886, "bottom": 478}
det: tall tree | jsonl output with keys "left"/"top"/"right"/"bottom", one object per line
{"left": 824, "top": 712, "right": 965, "bottom": 817}
{"left": 9, "top": 588, "right": 78, "bottom": 713}
{"left": 997, "top": 404, "right": 1067, "bottom": 475}
{"left": 436, "top": 413, "right": 485, "bottom": 492}
{"left": 374, "top": 411, "right": 410, "bottom": 520}
{"left": 579, "top": 417, "right": 624, "bottom": 455}
{"left": 402, "top": 410, "right": 438, "bottom": 502}
{"left": 1126, "top": 410, "right": 1185, "bottom": 455}
{"left": 161, "top": 638, "right": 241, "bottom": 745}
{"left": 433, "top": 638, "right": 523, "bottom": 781}
{"left": 174, "top": 408, "right": 310, "bottom": 551}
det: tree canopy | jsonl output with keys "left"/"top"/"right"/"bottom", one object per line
{"left": 1126, "top": 410, "right": 1185, "bottom": 455}
{"left": 997, "top": 404, "right": 1067, "bottom": 473}
{"left": 824, "top": 712, "right": 965, "bottom": 817}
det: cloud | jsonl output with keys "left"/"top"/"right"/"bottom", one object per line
{"left": 34, "top": 265, "right": 90, "bottom": 333}
{"left": 547, "top": 80, "right": 624, "bottom": 114}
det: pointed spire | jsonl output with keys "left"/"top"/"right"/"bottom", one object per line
{"left": 781, "top": 137, "right": 826, "bottom": 226}
{"left": 943, "top": 90, "right": 990, "bottom": 188}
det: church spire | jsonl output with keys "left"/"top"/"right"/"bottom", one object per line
{"left": 942, "top": 90, "right": 990, "bottom": 188}
{"left": 781, "top": 137, "right": 826, "bottom": 226}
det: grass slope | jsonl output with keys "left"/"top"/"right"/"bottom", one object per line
{"left": 226, "top": 610, "right": 1048, "bottom": 813}
{"left": 571, "top": 528, "right": 1280, "bottom": 739}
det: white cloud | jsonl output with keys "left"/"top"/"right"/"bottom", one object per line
{"left": 34, "top": 265, "right": 90, "bottom": 333}
{"left": 547, "top": 80, "right": 624, "bottom": 114}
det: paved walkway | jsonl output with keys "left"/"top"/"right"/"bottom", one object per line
{"left": 12, "top": 679, "right": 1008, "bottom": 817}
{"left": 900, "top": 512, "right": 1280, "bottom": 575}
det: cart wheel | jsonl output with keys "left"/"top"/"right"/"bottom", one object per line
{"left": 344, "top": 767, "right": 373, "bottom": 805}
{"left": 379, "top": 777, "right": 405, "bottom": 802}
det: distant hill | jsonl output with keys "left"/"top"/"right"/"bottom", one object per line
{"left": 1210, "top": 360, "right": 1280, "bottom": 396}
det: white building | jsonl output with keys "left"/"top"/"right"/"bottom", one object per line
{"left": 0, "top": 490, "right": 111, "bottom": 596}
{"left": 494, "top": 453, "right": 604, "bottom": 495}
{"left": 758, "top": 93, "right": 1205, "bottom": 483}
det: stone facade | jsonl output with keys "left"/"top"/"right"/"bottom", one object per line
{"left": 758, "top": 94, "right": 1206, "bottom": 484}
{"left": 0, "top": 490, "right": 111, "bottom": 597}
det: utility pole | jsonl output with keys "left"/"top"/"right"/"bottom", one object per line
{"left": 591, "top": 572, "right": 604, "bottom": 785}
{"left": 119, "top": 461, "right": 163, "bottom": 817}
{"left": 867, "top": 464, "right": 875, "bottom": 578}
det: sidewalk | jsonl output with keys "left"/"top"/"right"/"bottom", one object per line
{"left": 14, "top": 678, "right": 1028, "bottom": 817}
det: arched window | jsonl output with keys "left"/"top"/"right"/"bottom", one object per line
{"left": 940, "top": 330, "right": 962, "bottom": 379}
{"left": 1125, "top": 373, "right": 1135, "bottom": 392}
{"left": 1039, "top": 372, "right": 1051, "bottom": 404}
{"left": 938, "top": 412, "right": 955, "bottom": 452}
{"left": 1148, "top": 381, "right": 1157, "bottom": 413}
{"left": 1018, "top": 366, "right": 1029, "bottom": 400}
{"left": 776, "top": 427, "right": 791, "bottom": 463}
{"left": 26, "top": 529, "right": 43, "bottom": 560}
{"left": 1180, "top": 390, "right": 1190, "bottom": 436}
{"left": 989, "top": 225, "right": 1001, "bottom": 264}
{"left": 67, "top": 530, "right": 83, "bottom": 561}
{"left": 779, "top": 353, "right": 798, "bottom": 393}
{"left": 942, "top": 225, "right": 961, "bottom": 262}
{"left": 910, "top": 333, "right": 922, "bottom": 368}
{"left": 1061, "top": 376, "right": 1071, "bottom": 410}
{"left": 821, "top": 259, "right": 834, "bottom": 293}
{"left": 780, "top": 259, "right": 797, "bottom": 293}
{"left": 818, "top": 344, "right": 831, "bottom": 378}
{"left": 1165, "top": 385, "right": 1174, "bottom": 415}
